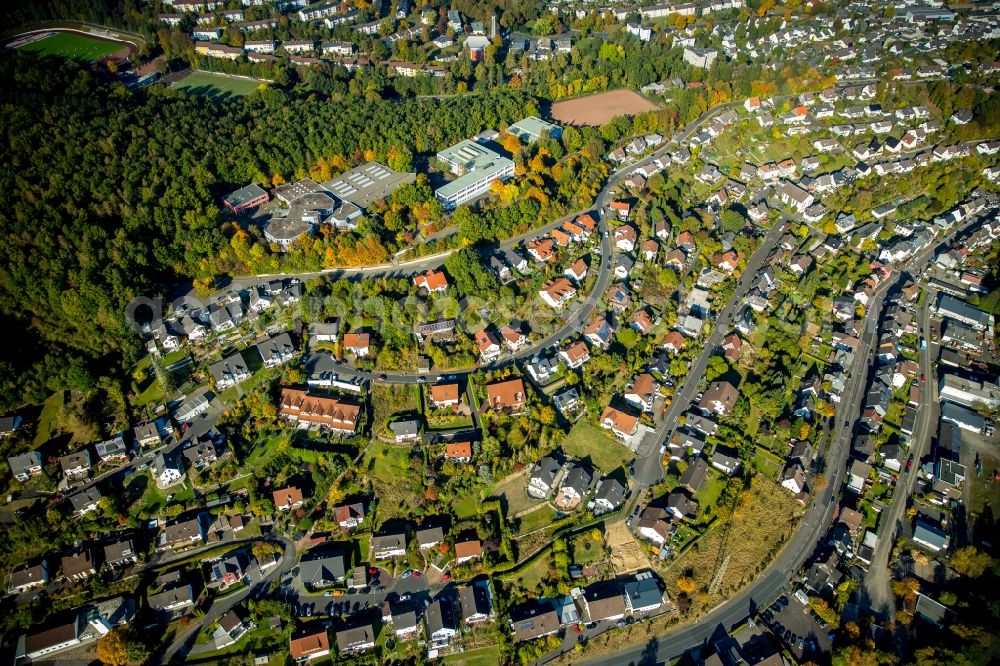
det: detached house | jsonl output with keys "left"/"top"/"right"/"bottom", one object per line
{"left": 68, "top": 486, "right": 102, "bottom": 516}
{"left": 9, "top": 562, "right": 49, "bottom": 594}
{"left": 336, "top": 623, "right": 376, "bottom": 656}
{"left": 584, "top": 316, "right": 614, "bottom": 348}
{"left": 454, "top": 539, "right": 483, "bottom": 564}
{"left": 273, "top": 486, "right": 304, "bottom": 511}
{"left": 445, "top": 441, "right": 473, "bottom": 463}
{"left": 539, "top": 278, "right": 577, "bottom": 309}
{"left": 153, "top": 450, "right": 185, "bottom": 489}
{"left": 459, "top": 581, "right": 494, "bottom": 624}
{"left": 600, "top": 406, "right": 640, "bottom": 440}
{"left": 625, "top": 374, "right": 658, "bottom": 413}
{"left": 414, "top": 269, "right": 449, "bottom": 294}
{"left": 59, "top": 450, "right": 92, "bottom": 482}
{"left": 698, "top": 381, "right": 739, "bottom": 416}
{"left": 342, "top": 332, "right": 371, "bottom": 358}
{"left": 335, "top": 502, "right": 365, "bottom": 529}
{"left": 429, "top": 384, "right": 461, "bottom": 409}
{"left": 485, "top": 379, "right": 527, "bottom": 414}
{"left": 158, "top": 514, "right": 206, "bottom": 551}
{"left": 475, "top": 329, "right": 502, "bottom": 362}
{"left": 559, "top": 341, "right": 590, "bottom": 368}
{"left": 8, "top": 450, "right": 42, "bottom": 482}
{"left": 209, "top": 353, "right": 251, "bottom": 390}
{"left": 290, "top": 628, "right": 331, "bottom": 662}
{"left": 528, "top": 455, "right": 562, "bottom": 499}
{"left": 372, "top": 529, "right": 408, "bottom": 559}
{"left": 255, "top": 332, "right": 296, "bottom": 368}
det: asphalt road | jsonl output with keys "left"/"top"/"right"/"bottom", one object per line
{"left": 162, "top": 535, "right": 296, "bottom": 664}
{"left": 862, "top": 285, "right": 938, "bottom": 613}
{"left": 630, "top": 216, "right": 789, "bottom": 487}
{"left": 291, "top": 98, "right": 745, "bottom": 389}
{"left": 579, "top": 213, "right": 988, "bottom": 666}
{"left": 575, "top": 272, "right": 893, "bottom": 666}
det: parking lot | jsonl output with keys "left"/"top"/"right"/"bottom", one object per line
{"left": 757, "top": 592, "right": 834, "bottom": 661}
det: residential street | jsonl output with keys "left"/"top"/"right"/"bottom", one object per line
{"left": 574, "top": 216, "right": 983, "bottom": 666}
{"left": 862, "top": 286, "right": 939, "bottom": 613}
{"left": 161, "top": 536, "right": 296, "bottom": 664}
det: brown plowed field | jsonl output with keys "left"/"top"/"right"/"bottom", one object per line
{"left": 552, "top": 89, "right": 661, "bottom": 126}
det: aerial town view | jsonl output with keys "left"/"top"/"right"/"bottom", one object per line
{"left": 0, "top": 0, "right": 998, "bottom": 664}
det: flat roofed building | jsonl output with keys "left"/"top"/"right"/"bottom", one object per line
{"left": 507, "top": 116, "right": 562, "bottom": 143}
{"left": 321, "top": 162, "right": 415, "bottom": 208}
{"left": 223, "top": 183, "right": 269, "bottom": 214}
{"left": 435, "top": 139, "right": 515, "bottom": 209}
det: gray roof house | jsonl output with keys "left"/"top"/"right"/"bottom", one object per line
{"left": 425, "top": 599, "right": 458, "bottom": 648}
{"left": 372, "top": 529, "right": 408, "bottom": 559}
{"left": 8, "top": 450, "right": 43, "bottom": 482}
{"left": 209, "top": 353, "right": 251, "bottom": 390}
{"left": 255, "top": 332, "right": 296, "bottom": 368}
{"left": 300, "top": 552, "right": 347, "bottom": 588}
{"left": 68, "top": 486, "right": 102, "bottom": 516}
{"left": 592, "top": 475, "right": 626, "bottom": 514}
{"left": 416, "top": 524, "right": 445, "bottom": 550}
{"left": 527, "top": 455, "right": 562, "bottom": 499}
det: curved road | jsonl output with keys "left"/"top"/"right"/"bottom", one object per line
{"left": 159, "top": 535, "right": 297, "bottom": 665}
{"left": 158, "top": 83, "right": 979, "bottom": 664}
{"left": 574, "top": 213, "right": 987, "bottom": 666}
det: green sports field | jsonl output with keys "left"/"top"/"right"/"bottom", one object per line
{"left": 19, "top": 32, "right": 123, "bottom": 61}
{"left": 170, "top": 70, "right": 264, "bottom": 100}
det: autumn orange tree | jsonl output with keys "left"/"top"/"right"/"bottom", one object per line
{"left": 97, "top": 629, "right": 128, "bottom": 666}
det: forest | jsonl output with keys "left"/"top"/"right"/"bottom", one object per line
{"left": 0, "top": 54, "right": 535, "bottom": 411}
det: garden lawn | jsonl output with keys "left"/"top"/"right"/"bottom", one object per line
{"left": 20, "top": 32, "right": 121, "bottom": 61}
{"left": 561, "top": 420, "right": 633, "bottom": 472}
{"left": 752, "top": 448, "right": 782, "bottom": 482}
{"left": 572, "top": 530, "right": 606, "bottom": 566}
{"left": 453, "top": 493, "right": 481, "bottom": 520}
{"left": 692, "top": 468, "right": 727, "bottom": 521}
{"left": 33, "top": 392, "right": 65, "bottom": 446}
{"left": 190, "top": 624, "right": 290, "bottom": 665}
{"left": 514, "top": 505, "right": 558, "bottom": 536}
{"left": 441, "top": 645, "right": 502, "bottom": 666}
{"left": 491, "top": 472, "right": 544, "bottom": 516}
{"left": 662, "top": 475, "right": 803, "bottom": 615}
{"left": 507, "top": 553, "right": 551, "bottom": 592}
{"left": 170, "top": 70, "right": 263, "bottom": 100}
{"left": 362, "top": 445, "right": 423, "bottom": 524}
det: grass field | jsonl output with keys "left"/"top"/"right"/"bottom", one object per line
{"left": 441, "top": 645, "right": 501, "bottom": 666}
{"left": 491, "top": 472, "right": 543, "bottom": 516}
{"left": 19, "top": 32, "right": 123, "bottom": 61}
{"left": 662, "top": 475, "right": 802, "bottom": 615}
{"left": 371, "top": 383, "right": 420, "bottom": 435}
{"left": 362, "top": 445, "right": 423, "bottom": 525}
{"left": 561, "top": 420, "right": 633, "bottom": 472}
{"left": 170, "top": 70, "right": 263, "bottom": 100}
{"left": 454, "top": 494, "right": 481, "bottom": 520}
{"left": 513, "top": 504, "right": 558, "bottom": 536}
